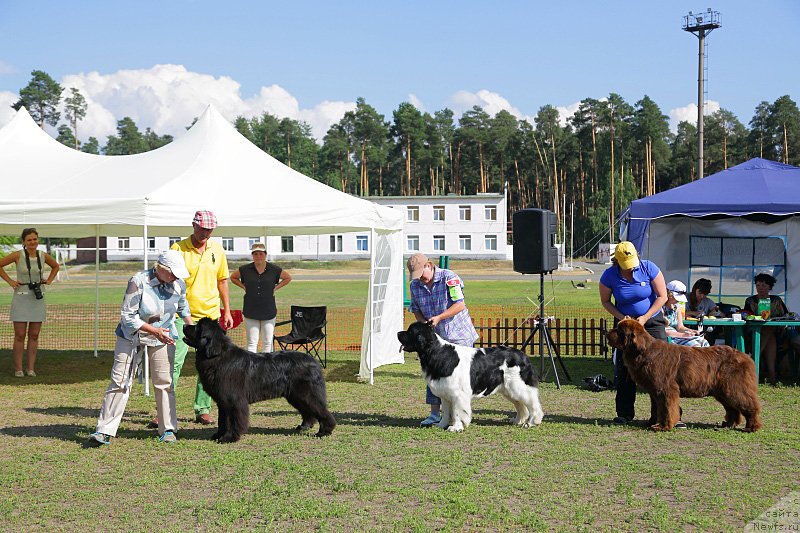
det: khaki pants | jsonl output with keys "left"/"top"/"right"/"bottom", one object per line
{"left": 96, "top": 337, "right": 177, "bottom": 437}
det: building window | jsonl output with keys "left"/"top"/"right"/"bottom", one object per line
{"left": 485, "top": 235, "right": 498, "bottom": 251}
{"left": 281, "top": 236, "right": 293, "bottom": 253}
{"left": 407, "top": 235, "right": 419, "bottom": 252}
{"left": 485, "top": 205, "right": 497, "bottom": 221}
{"left": 459, "top": 235, "right": 471, "bottom": 251}
{"left": 433, "top": 235, "right": 445, "bottom": 251}
{"left": 118, "top": 237, "right": 130, "bottom": 251}
{"left": 147, "top": 237, "right": 156, "bottom": 251}
{"left": 433, "top": 206, "right": 445, "bottom": 221}
{"left": 356, "top": 235, "right": 369, "bottom": 252}
{"left": 459, "top": 206, "right": 471, "bottom": 221}
{"left": 248, "top": 238, "right": 262, "bottom": 249}
{"left": 221, "top": 238, "right": 234, "bottom": 252}
{"left": 169, "top": 237, "right": 181, "bottom": 247}
{"left": 330, "top": 235, "right": 342, "bottom": 252}
{"left": 407, "top": 206, "right": 419, "bottom": 222}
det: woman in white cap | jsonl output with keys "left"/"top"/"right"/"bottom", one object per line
{"left": 662, "top": 280, "right": 709, "bottom": 347}
{"left": 230, "top": 242, "right": 292, "bottom": 352}
{"left": 88, "top": 250, "right": 193, "bottom": 446}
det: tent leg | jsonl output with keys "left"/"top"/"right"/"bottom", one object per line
{"left": 94, "top": 228, "right": 99, "bottom": 358}
{"left": 143, "top": 223, "right": 150, "bottom": 397}
{"left": 369, "top": 228, "right": 374, "bottom": 385}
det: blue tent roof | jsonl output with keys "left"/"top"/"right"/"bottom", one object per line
{"left": 625, "top": 158, "right": 800, "bottom": 249}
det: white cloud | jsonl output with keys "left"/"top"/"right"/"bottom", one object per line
{"left": 556, "top": 102, "right": 581, "bottom": 127}
{"left": 450, "top": 89, "right": 527, "bottom": 121}
{"left": 15, "top": 64, "right": 357, "bottom": 143}
{"left": 669, "top": 100, "right": 721, "bottom": 132}
{"left": 408, "top": 93, "right": 425, "bottom": 111}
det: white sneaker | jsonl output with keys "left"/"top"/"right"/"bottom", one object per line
{"left": 14, "top": 371, "right": 24, "bottom": 378}
{"left": 26, "top": 370, "right": 36, "bottom": 377}
{"left": 420, "top": 413, "right": 442, "bottom": 427}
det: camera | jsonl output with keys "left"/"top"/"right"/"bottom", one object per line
{"left": 28, "top": 282, "right": 44, "bottom": 300}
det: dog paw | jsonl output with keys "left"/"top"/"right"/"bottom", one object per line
{"left": 218, "top": 434, "right": 241, "bottom": 443}
{"left": 210, "top": 432, "right": 222, "bottom": 441}
{"left": 295, "top": 424, "right": 312, "bottom": 432}
{"left": 649, "top": 423, "right": 666, "bottom": 431}
{"left": 446, "top": 425, "right": 463, "bottom": 432}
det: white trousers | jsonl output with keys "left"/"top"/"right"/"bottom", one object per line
{"left": 244, "top": 317, "right": 276, "bottom": 353}
{"left": 96, "top": 336, "right": 177, "bottom": 437}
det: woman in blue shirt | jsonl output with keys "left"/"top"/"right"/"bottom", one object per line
{"left": 599, "top": 241, "right": 668, "bottom": 425}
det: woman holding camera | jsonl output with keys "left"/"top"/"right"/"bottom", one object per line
{"left": 0, "top": 228, "right": 59, "bottom": 377}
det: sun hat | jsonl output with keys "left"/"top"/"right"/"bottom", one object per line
{"left": 192, "top": 210, "right": 217, "bottom": 229}
{"left": 666, "top": 280, "right": 688, "bottom": 302}
{"left": 251, "top": 242, "right": 266, "bottom": 253}
{"left": 157, "top": 250, "right": 190, "bottom": 279}
{"left": 406, "top": 253, "right": 430, "bottom": 280}
{"left": 614, "top": 241, "right": 640, "bottom": 270}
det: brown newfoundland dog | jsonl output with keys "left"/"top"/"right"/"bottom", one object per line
{"left": 607, "top": 319, "right": 761, "bottom": 432}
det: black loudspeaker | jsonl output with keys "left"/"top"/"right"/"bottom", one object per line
{"left": 512, "top": 208, "right": 558, "bottom": 274}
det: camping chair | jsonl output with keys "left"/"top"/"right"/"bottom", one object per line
{"left": 275, "top": 306, "right": 327, "bottom": 367}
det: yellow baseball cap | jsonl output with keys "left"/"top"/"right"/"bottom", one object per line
{"left": 614, "top": 241, "right": 640, "bottom": 270}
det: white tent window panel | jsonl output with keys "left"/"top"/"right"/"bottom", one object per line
{"left": 689, "top": 235, "right": 787, "bottom": 301}
{"left": 370, "top": 233, "right": 392, "bottom": 333}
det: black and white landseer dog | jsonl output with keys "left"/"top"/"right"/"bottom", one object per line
{"left": 183, "top": 317, "right": 336, "bottom": 442}
{"left": 397, "top": 321, "right": 544, "bottom": 432}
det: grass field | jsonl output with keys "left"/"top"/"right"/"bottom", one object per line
{"left": 0, "top": 261, "right": 798, "bottom": 530}
{"left": 0, "top": 350, "right": 798, "bottom": 531}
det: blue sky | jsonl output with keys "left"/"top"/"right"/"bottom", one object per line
{"left": 0, "top": 1, "right": 797, "bottom": 142}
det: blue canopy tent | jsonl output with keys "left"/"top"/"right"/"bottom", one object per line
{"left": 621, "top": 158, "right": 800, "bottom": 310}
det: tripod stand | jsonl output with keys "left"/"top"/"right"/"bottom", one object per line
{"left": 520, "top": 273, "right": 572, "bottom": 389}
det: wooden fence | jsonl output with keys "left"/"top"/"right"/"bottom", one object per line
{"left": 474, "top": 317, "right": 609, "bottom": 358}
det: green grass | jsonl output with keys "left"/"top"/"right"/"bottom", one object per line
{"left": 0, "top": 351, "right": 797, "bottom": 531}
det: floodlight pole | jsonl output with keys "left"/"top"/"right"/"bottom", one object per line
{"left": 683, "top": 9, "right": 721, "bottom": 179}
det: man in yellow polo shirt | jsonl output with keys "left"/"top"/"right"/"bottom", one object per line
{"left": 164, "top": 210, "right": 233, "bottom": 425}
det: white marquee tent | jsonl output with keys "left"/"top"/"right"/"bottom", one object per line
{"left": 0, "top": 105, "right": 405, "bottom": 382}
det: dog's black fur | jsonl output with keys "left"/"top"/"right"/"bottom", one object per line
{"left": 183, "top": 317, "right": 336, "bottom": 442}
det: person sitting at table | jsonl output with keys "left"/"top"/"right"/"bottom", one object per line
{"left": 685, "top": 278, "right": 717, "bottom": 319}
{"left": 663, "top": 280, "right": 710, "bottom": 347}
{"left": 743, "top": 272, "right": 799, "bottom": 384}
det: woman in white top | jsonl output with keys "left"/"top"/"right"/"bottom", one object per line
{"left": 0, "top": 228, "right": 59, "bottom": 377}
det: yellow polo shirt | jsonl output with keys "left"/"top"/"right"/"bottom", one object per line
{"left": 171, "top": 238, "right": 229, "bottom": 321}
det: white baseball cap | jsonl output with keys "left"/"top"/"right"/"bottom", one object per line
{"left": 666, "top": 280, "right": 688, "bottom": 302}
{"left": 157, "top": 250, "right": 190, "bottom": 279}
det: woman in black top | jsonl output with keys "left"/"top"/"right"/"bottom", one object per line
{"left": 230, "top": 242, "right": 292, "bottom": 352}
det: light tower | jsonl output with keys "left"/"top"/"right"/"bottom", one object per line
{"left": 683, "top": 8, "right": 721, "bottom": 179}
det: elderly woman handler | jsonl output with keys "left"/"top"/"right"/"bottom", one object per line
{"left": 88, "top": 251, "right": 193, "bottom": 446}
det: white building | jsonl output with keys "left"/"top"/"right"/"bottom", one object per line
{"left": 102, "top": 193, "right": 508, "bottom": 262}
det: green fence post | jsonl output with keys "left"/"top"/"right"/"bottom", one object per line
{"left": 439, "top": 255, "right": 450, "bottom": 269}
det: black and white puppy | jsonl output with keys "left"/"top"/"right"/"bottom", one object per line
{"left": 398, "top": 321, "right": 544, "bottom": 432}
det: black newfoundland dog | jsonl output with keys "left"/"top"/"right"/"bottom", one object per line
{"left": 398, "top": 321, "right": 544, "bottom": 432}
{"left": 183, "top": 317, "right": 336, "bottom": 442}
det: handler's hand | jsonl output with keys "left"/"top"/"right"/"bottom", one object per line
{"left": 221, "top": 309, "right": 234, "bottom": 330}
{"left": 636, "top": 316, "right": 648, "bottom": 326}
{"left": 429, "top": 315, "right": 441, "bottom": 327}
{"left": 156, "top": 327, "right": 175, "bottom": 345}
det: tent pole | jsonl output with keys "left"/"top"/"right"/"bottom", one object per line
{"left": 143, "top": 221, "right": 150, "bottom": 396}
{"left": 94, "top": 226, "right": 99, "bottom": 357}
{"left": 369, "top": 228, "right": 375, "bottom": 385}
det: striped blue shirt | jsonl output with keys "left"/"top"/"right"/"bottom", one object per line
{"left": 115, "top": 268, "right": 190, "bottom": 346}
{"left": 410, "top": 267, "right": 478, "bottom": 346}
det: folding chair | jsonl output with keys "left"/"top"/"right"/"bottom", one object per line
{"left": 275, "top": 305, "right": 327, "bottom": 367}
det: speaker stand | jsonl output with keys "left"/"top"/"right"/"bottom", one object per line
{"left": 519, "top": 272, "right": 572, "bottom": 389}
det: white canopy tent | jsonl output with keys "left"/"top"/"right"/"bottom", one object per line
{"left": 0, "top": 105, "right": 405, "bottom": 382}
